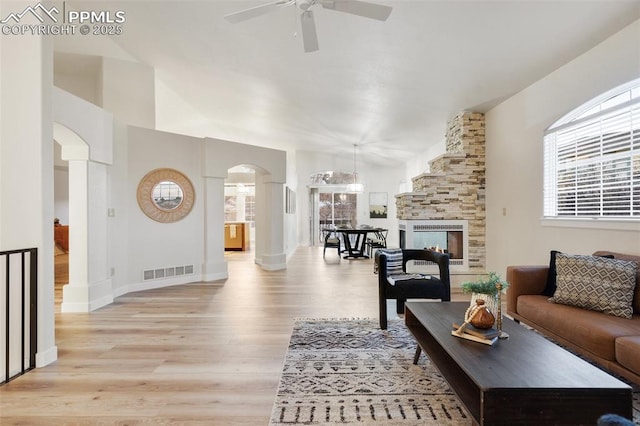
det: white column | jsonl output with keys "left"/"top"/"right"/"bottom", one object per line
{"left": 202, "top": 176, "right": 228, "bottom": 281}
{"left": 258, "top": 180, "right": 286, "bottom": 271}
{"left": 61, "top": 160, "right": 114, "bottom": 312}
{"left": 86, "top": 161, "right": 112, "bottom": 307}
{"left": 65, "top": 160, "right": 89, "bottom": 296}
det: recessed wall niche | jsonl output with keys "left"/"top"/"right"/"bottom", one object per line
{"left": 137, "top": 168, "right": 195, "bottom": 223}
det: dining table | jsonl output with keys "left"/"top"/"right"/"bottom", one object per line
{"left": 337, "top": 227, "right": 387, "bottom": 259}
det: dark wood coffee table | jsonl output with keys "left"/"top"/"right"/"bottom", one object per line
{"left": 405, "top": 301, "right": 632, "bottom": 425}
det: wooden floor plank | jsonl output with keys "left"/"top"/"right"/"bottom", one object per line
{"left": 1, "top": 247, "right": 468, "bottom": 425}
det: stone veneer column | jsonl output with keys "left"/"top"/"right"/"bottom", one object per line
{"left": 396, "top": 111, "right": 486, "bottom": 270}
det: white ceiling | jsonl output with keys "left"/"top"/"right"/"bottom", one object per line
{"left": 68, "top": 0, "right": 640, "bottom": 166}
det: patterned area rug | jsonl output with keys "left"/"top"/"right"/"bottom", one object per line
{"left": 271, "top": 318, "right": 640, "bottom": 426}
{"left": 269, "top": 319, "right": 471, "bottom": 425}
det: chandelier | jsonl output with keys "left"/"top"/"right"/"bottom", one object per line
{"left": 346, "top": 144, "right": 364, "bottom": 193}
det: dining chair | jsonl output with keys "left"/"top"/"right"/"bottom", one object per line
{"left": 322, "top": 228, "right": 341, "bottom": 259}
{"left": 366, "top": 229, "right": 387, "bottom": 257}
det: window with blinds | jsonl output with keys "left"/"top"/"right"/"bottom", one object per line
{"left": 543, "top": 79, "right": 640, "bottom": 219}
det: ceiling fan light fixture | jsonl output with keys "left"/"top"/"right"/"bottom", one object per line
{"left": 224, "top": 0, "right": 392, "bottom": 52}
{"left": 297, "top": 0, "right": 314, "bottom": 11}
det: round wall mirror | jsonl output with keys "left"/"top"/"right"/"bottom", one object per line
{"left": 153, "top": 180, "right": 184, "bottom": 210}
{"left": 137, "top": 168, "right": 195, "bottom": 223}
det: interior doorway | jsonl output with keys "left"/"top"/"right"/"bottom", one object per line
{"left": 53, "top": 142, "right": 69, "bottom": 309}
{"left": 224, "top": 165, "right": 256, "bottom": 255}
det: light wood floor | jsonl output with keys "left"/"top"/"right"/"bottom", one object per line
{"left": 1, "top": 247, "right": 469, "bottom": 425}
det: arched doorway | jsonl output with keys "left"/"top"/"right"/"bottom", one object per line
{"left": 224, "top": 165, "right": 256, "bottom": 253}
{"left": 202, "top": 138, "right": 287, "bottom": 274}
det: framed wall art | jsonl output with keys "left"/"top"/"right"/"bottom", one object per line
{"left": 369, "top": 192, "right": 387, "bottom": 219}
{"left": 285, "top": 186, "right": 296, "bottom": 214}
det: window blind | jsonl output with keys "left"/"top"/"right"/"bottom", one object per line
{"left": 543, "top": 83, "right": 640, "bottom": 218}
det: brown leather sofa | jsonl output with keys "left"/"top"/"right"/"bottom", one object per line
{"left": 506, "top": 251, "right": 640, "bottom": 385}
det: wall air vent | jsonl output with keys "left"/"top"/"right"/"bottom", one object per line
{"left": 143, "top": 264, "right": 195, "bottom": 281}
{"left": 414, "top": 259, "right": 465, "bottom": 267}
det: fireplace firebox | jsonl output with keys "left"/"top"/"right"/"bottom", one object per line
{"left": 399, "top": 220, "right": 468, "bottom": 271}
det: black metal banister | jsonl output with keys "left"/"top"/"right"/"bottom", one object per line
{"left": 1, "top": 247, "right": 37, "bottom": 385}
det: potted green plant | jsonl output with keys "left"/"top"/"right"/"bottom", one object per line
{"left": 461, "top": 272, "right": 509, "bottom": 315}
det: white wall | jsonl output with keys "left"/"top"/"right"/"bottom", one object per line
{"left": 54, "top": 69, "right": 99, "bottom": 106}
{"left": 296, "top": 150, "right": 405, "bottom": 248}
{"left": 53, "top": 30, "right": 137, "bottom": 63}
{"left": 101, "top": 57, "right": 156, "bottom": 129}
{"left": 53, "top": 53, "right": 155, "bottom": 130}
{"left": 155, "top": 78, "right": 210, "bottom": 139}
{"left": 53, "top": 54, "right": 289, "bottom": 297}
{"left": 284, "top": 149, "right": 298, "bottom": 257}
{"left": 122, "top": 128, "right": 289, "bottom": 291}
{"left": 108, "top": 122, "right": 130, "bottom": 298}
{"left": 125, "top": 126, "right": 205, "bottom": 290}
{"left": 53, "top": 53, "right": 101, "bottom": 106}
{"left": 485, "top": 19, "right": 640, "bottom": 276}
{"left": 0, "top": 24, "right": 57, "bottom": 367}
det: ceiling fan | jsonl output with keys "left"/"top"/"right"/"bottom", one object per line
{"left": 224, "top": 0, "right": 392, "bottom": 53}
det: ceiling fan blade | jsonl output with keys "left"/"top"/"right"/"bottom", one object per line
{"left": 224, "top": 0, "right": 293, "bottom": 23}
{"left": 320, "top": 0, "right": 392, "bottom": 21}
{"left": 300, "top": 10, "right": 319, "bottom": 53}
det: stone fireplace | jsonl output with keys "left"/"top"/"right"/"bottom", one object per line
{"left": 396, "top": 111, "right": 485, "bottom": 272}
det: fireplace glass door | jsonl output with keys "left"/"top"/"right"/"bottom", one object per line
{"left": 412, "top": 231, "right": 463, "bottom": 259}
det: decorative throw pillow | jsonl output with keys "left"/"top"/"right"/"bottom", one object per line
{"left": 380, "top": 248, "right": 403, "bottom": 276}
{"left": 550, "top": 253, "right": 637, "bottom": 319}
{"left": 542, "top": 250, "right": 614, "bottom": 297}
{"left": 542, "top": 250, "right": 561, "bottom": 296}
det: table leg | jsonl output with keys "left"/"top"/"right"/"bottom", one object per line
{"left": 413, "top": 345, "right": 422, "bottom": 364}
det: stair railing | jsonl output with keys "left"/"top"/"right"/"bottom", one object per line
{"left": 1, "top": 248, "right": 38, "bottom": 385}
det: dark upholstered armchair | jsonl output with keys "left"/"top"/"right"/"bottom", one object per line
{"left": 375, "top": 249, "right": 451, "bottom": 329}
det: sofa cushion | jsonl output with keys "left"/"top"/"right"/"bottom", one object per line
{"left": 594, "top": 251, "right": 640, "bottom": 315}
{"left": 616, "top": 336, "right": 640, "bottom": 376}
{"left": 542, "top": 250, "right": 561, "bottom": 296}
{"left": 517, "top": 295, "right": 640, "bottom": 361}
{"left": 550, "top": 253, "right": 637, "bottom": 319}
{"left": 542, "top": 250, "right": 614, "bottom": 297}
